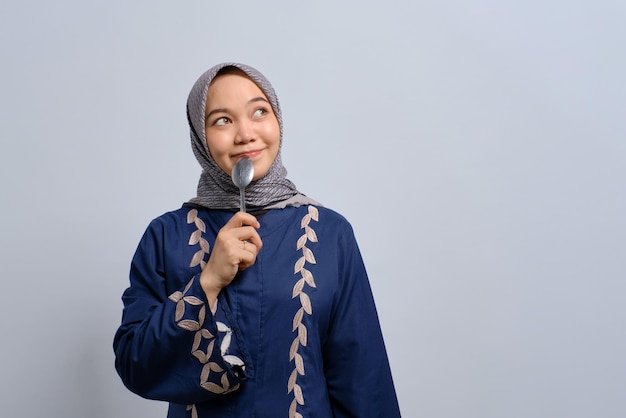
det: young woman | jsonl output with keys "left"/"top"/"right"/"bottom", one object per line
{"left": 114, "top": 63, "right": 401, "bottom": 418}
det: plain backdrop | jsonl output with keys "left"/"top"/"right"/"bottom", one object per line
{"left": 1, "top": 1, "right": 625, "bottom": 417}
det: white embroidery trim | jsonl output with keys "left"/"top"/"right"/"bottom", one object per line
{"left": 288, "top": 205, "right": 319, "bottom": 418}
{"left": 187, "top": 209, "right": 210, "bottom": 269}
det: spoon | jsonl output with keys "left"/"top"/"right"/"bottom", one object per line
{"left": 231, "top": 156, "right": 254, "bottom": 212}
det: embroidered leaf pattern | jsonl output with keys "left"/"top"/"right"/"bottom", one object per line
{"left": 294, "top": 256, "right": 306, "bottom": 274}
{"left": 303, "top": 246, "right": 316, "bottom": 264}
{"left": 294, "top": 352, "right": 305, "bottom": 375}
{"left": 288, "top": 205, "right": 319, "bottom": 417}
{"left": 175, "top": 300, "right": 185, "bottom": 322}
{"left": 190, "top": 250, "right": 205, "bottom": 268}
{"left": 194, "top": 217, "right": 206, "bottom": 232}
{"left": 302, "top": 268, "right": 316, "bottom": 288}
{"left": 289, "top": 399, "right": 298, "bottom": 418}
{"left": 189, "top": 229, "right": 201, "bottom": 245}
{"left": 300, "top": 292, "right": 312, "bottom": 315}
{"left": 200, "top": 363, "right": 211, "bottom": 382}
{"left": 178, "top": 320, "right": 200, "bottom": 331}
{"left": 193, "top": 332, "right": 202, "bottom": 351}
{"left": 305, "top": 226, "right": 318, "bottom": 243}
{"left": 223, "top": 355, "right": 244, "bottom": 366}
{"left": 293, "top": 307, "right": 304, "bottom": 331}
{"left": 167, "top": 210, "right": 243, "bottom": 398}
{"left": 221, "top": 333, "right": 232, "bottom": 356}
{"left": 187, "top": 404, "right": 198, "bottom": 418}
{"left": 198, "top": 305, "right": 206, "bottom": 327}
{"left": 296, "top": 234, "right": 307, "bottom": 250}
{"left": 288, "top": 369, "right": 298, "bottom": 393}
{"left": 184, "top": 296, "right": 204, "bottom": 306}
{"left": 294, "top": 383, "right": 304, "bottom": 405}
{"left": 292, "top": 278, "right": 305, "bottom": 298}
{"left": 192, "top": 350, "right": 207, "bottom": 363}
{"left": 202, "top": 382, "right": 226, "bottom": 394}
{"left": 209, "top": 362, "right": 224, "bottom": 373}
{"left": 188, "top": 209, "right": 209, "bottom": 268}
{"left": 221, "top": 372, "right": 230, "bottom": 390}
{"left": 206, "top": 340, "right": 215, "bottom": 359}
{"left": 183, "top": 278, "right": 194, "bottom": 294}
{"left": 187, "top": 209, "right": 197, "bottom": 224}
{"left": 298, "top": 323, "right": 308, "bottom": 346}
{"left": 290, "top": 338, "right": 299, "bottom": 360}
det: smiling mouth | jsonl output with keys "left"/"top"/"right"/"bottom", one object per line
{"left": 233, "top": 149, "right": 262, "bottom": 159}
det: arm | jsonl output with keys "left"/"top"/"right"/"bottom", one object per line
{"left": 324, "top": 224, "right": 401, "bottom": 417}
{"left": 113, "top": 218, "right": 251, "bottom": 404}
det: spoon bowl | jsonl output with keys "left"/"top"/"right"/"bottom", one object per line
{"left": 231, "top": 156, "right": 254, "bottom": 212}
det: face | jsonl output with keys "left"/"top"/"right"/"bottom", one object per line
{"left": 204, "top": 71, "right": 280, "bottom": 181}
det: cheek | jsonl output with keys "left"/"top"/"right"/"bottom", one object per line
{"left": 205, "top": 133, "right": 232, "bottom": 167}
{"left": 205, "top": 130, "right": 224, "bottom": 152}
{"left": 264, "top": 121, "right": 281, "bottom": 149}
{"left": 265, "top": 131, "right": 280, "bottom": 163}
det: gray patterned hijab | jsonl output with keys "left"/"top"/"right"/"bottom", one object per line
{"left": 186, "top": 62, "right": 317, "bottom": 210}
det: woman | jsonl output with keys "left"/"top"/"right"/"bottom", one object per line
{"left": 114, "top": 63, "right": 401, "bottom": 418}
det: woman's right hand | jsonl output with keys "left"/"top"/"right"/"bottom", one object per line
{"left": 200, "top": 212, "right": 262, "bottom": 307}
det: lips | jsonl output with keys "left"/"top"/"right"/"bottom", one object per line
{"left": 233, "top": 149, "right": 263, "bottom": 159}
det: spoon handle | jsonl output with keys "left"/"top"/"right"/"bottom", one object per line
{"left": 239, "top": 188, "right": 246, "bottom": 213}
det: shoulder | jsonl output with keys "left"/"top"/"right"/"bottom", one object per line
{"left": 316, "top": 205, "right": 352, "bottom": 229}
{"left": 295, "top": 205, "right": 356, "bottom": 242}
{"left": 144, "top": 207, "right": 191, "bottom": 230}
{"left": 278, "top": 204, "right": 349, "bottom": 226}
{"left": 138, "top": 206, "right": 212, "bottom": 243}
{"left": 148, "top": 204, "right": 227, "bottom": 227}
{"left": 133, "top": 206, "right": 219, "bottom": 258}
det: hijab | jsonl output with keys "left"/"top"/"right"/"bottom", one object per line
{"left": 185, "top": 62, "right": 318, "bottom": 210}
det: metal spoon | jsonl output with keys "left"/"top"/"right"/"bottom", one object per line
{"left": 231, "top": 156, "right": 254, "bottom": 212}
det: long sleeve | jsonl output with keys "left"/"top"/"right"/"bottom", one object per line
{"left": 113, "top": 217, "right": 251, "bottom": 405}
{"left": 323, "top": 224, "right": 401, "bottom": 417}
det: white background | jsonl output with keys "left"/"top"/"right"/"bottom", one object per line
{"left": 1, "top": 1, "right": 625, "bottom": 417}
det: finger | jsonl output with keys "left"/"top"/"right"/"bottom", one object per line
{"left": 240, "top": 239, "right": 260, "bottom": 255}
{"left": 238, "top": 250, "right": 258, "bottom": 271}
{"left": 231, "top": 228, "right": 263, "bottom": 251}
{"left": 224, "top": 212, "right": 260, "bottom": 230}
{"left": 236, "top": 242, "right": 258, "bottom": 270}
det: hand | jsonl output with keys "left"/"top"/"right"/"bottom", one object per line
{"left": 200, "top": 212, "right": 262, "bottom": 306}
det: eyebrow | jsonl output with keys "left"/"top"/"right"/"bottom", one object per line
{"left": 205, "top": 96, "right": 271, "bottom": 121}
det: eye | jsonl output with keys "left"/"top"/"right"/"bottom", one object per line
{"left": 253, "top": 108, "right": 268, "bottom": 118}
{"left": 213, "top": 116, "right": 231, "bottom": 126}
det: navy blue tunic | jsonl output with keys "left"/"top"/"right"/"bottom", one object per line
{"left": 114, "top": 205, "right": 400, "bottom": 417}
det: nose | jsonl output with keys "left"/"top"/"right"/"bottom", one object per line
{"left": 235, "top": 119, "right": 255, "bottom": 144}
